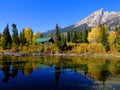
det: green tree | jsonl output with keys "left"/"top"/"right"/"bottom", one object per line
{"left": 70, "top": 32, "right": 73, "bottom": 42}
{"left": 100, "top": 25, "right": 109, "bottom": 51}
{"left": 12, "top": 24, "right": 20, "bottom": 51}
{"left": 61, "top": 33, "right": 65, "bottom": 44}
{"left": 54, "top": 24, "right": 61, "bottom": 50}
{"left": 115, "top": 28, "right": 120, "bottom": 44}
{"left": 20, "top": 30, "right": 26, "bottom": 46}
{"left": 0, "top": 33, "right": 3, "bottom": 45}
{"left": 115, "top": 28, "right": 120, "bottom": 52}
{"left": 60, "top": 33, "right": 67, "bottom": 50}
{"left": 2, "top": 24, "right": 12, "bottom": 50}
{"left": 67, "top": 32, "right": 70, "bottom": 42}
{"left": 82, "top": 28, "right": 88, "bottom": 43}
{"left": 62, "top": 38, "right": 67, "bottom": 50}
{"left": 77, "top": 31, "right": 82, "bottom": 43}
{"left": 72, "top": 31, "right": 77, "bottom": 43}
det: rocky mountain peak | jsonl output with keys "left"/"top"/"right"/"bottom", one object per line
{"left": 44, "top": 9, "right": 120, "bottom": 35}
{"left": 72, "top": 9, "right": 120, "bottom": 31}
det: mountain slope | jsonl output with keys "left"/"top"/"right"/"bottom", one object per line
{"left": 77, "top": 9, "right": 120, "bottom": 27}
{"left": 63, "top": 8, "right": 120, "bottom": 32}
{"left": 44, "top": 9, "right": 120, "bottom": 35}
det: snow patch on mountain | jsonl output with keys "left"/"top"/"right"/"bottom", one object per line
{"left": 74, "top": 8, "right": 120, "bottom": 29}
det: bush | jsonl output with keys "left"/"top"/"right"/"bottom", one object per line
{"left": 71, "top": 43, "right": 105, "bottom": 54}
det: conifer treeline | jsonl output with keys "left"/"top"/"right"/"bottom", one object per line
{"left": 1, "top": 24, "right": 34, "bottom": 51}
{"left": 54, "top": 24, "right": 120, "bottom": 52}
{"left": 0, "top": 23, "right": 120, "bottom": 53}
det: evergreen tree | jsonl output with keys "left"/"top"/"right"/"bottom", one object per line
{"left": 61, "top": 33, "right": 65, "bottom": 43}
{"left": 0, "top": 33, "right": 3, "bottom": 45}
{"left": 115, "top": 28, "right": 120, "bottom": 52}
{"left": 54, "top": 24, "right": 61, "bottom": 49}
{"left": 60, "top": 33, "right": 67, "bottom": 50}
{"left": 82, "top": 28, "right": 88, "bottom": 43}
{"left": 20, "top": 30, "right": 26, "bottom": 46}
{"left": 100, "top": 25, "right": 109, "bottom": 51}
{"left": 115, "top": 28, "right": 120, "bottom": 44}
{"left": 70, "top": 32, "right": 73, "bottom": 42}
{"left": 78, "top": 31, "right": 82, "bottom": 43}
{"left": 67, "top": 32, "right": 70, "bottom": 42}
{"left": 62, "top": 38, "right": 67, "bottom": 50}
{"left": 12, "top": 24, "right": 20, "bottom": 51}
{"left": 2, "top": 24, "right": 12, "bottom": 50}
{"left": 72, "top": 31, "right": 78, "bottom": 43}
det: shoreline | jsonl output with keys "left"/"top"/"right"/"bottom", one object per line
{"left": 0, "top": 52, "right": 120, "bottom": 58}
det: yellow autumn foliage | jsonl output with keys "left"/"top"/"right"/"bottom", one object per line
{"left": 72, "top": 43, "right": 105, "bottom": 54}
{"left": 108, "top": 31, "right": 116, "bottom": 45}
{"left": 87, "top": 25, "right": 109, "bottom": 43}
{"left": 23, "top": 28, "right": 33, "bottom": 45}
{"left": 87, "top": 26, "right": 101, "bottom": 43}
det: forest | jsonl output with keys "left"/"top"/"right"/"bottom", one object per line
{"left": 0, "top": 23, "right": 120, "bottom": 55}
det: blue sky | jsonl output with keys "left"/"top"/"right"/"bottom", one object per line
{"left": 0, "top": 0, "right": 120, "bottom": 34}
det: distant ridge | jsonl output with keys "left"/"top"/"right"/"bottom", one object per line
{"left": 44, "top": 9, "right": 120, "bottom": 35}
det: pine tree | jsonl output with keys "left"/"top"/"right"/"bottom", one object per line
{"left": 115, "top": 28, "right": 120, "bottom": 44}
{"left": 61, "top": 33, "right": 65, "bottom": 43}
{"left": 78, "top": 31, "right": 82, "bottom": 43}
{"left": 70, "top": 32, "right": 73, "bottom": 42}
{"left": 20, "top": 30, "right": 26, "bottom": 46}
{"left": 100, "top": 25, "right": 109, "bottom": 51}
{"left": 12, "top": 24, "right": 20, "bottom": 51}
{"left": 62, "top": 38, "right": 67, "bottom": 50}
{"left": 54, "top": 24, "right": 61, "bottom": 49}
{"left": 72, "top": 31, "right": 77, "bottom": 43}
{"left": 115, "top": 28, "right": 120, "bottom": 52}
{"left": 2, "top": 24, "right": 12, "bottom": 50}
{"left": 0, "top": 33, "right": 2, "bottom": 45}
{"left": 67, "top": 32, "right": 70, "bottom": 42}
{"left": 82, "top": 28, "right": 88, "bottom": 43}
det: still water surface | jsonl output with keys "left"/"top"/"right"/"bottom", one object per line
{"left": 0, "top": 56, "right": 120, "bottom": 90}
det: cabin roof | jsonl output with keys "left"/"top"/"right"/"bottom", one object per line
{"left": 36, "top": 38, "right": 52, "bottom": 43}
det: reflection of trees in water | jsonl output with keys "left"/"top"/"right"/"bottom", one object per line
{"left": 53, "top": 57, "right": 89, "bottom": 86}
{"left": 54, "top": 66, "right": 61, "bottom": 86}
{"left": 60, "top": 58, "right": 120, "bottom": 89}
{"left": 115, "top": 61, "right": 120, "bottom": 74}
{"left": 2, "top": 56, "right": 20, "bottom": 83}
{"left": 11, "top": 57, "right": 19, "bottom": 77}
{"left": 22, "top": 61, "right": 33, "bottom": 76}
{"left": 1, "top": 56, "right": 120, "bottom": 85}
{"left": 53, "top": 57, "right": 68, "bottom": 86}
{"left": 2, "top": 56, "right": 11, "bottom": 83}
{"left": 99, "top": 60, "right": 110, "bottom": 87}
{"left": 88, "top": 59, "right": 111, "bottom": 88}
{"left": 1, "top": 56, "right": 34, "bottom": 83}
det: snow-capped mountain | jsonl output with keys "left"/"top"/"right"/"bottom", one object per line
{"left": 62, "top": 8, "right": 120, "bottom": 32}
{"left": 43, "top": 9, "right": 120, "bottom": 36}
{"left": 74, "top": 8, "right": 120, "bottom": 29}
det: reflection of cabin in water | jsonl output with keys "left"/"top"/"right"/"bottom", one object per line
{"left": 36, "top": 38, "right": 54, "bottom": 49}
